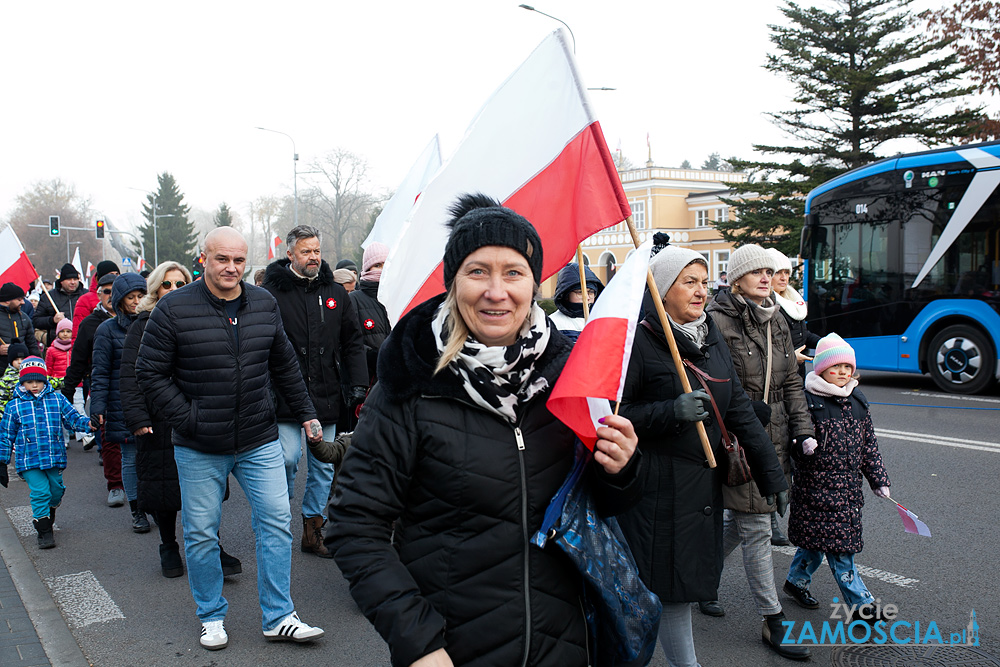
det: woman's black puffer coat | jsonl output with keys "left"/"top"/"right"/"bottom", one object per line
{"left": 120, "top": 309, "right": 180, "bottom": 512}
{"left": 326, "top": 295, "right": 642, "bottom": 667}
{"left": 617, "top": 313, "right": 787, "bottom": 604}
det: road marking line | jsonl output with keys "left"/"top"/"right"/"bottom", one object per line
{"left": 898, "top": 391, "right": 1000, "bottom": 404}
{"left": 771, "top": 546, "right": 919, "bottom": 588}
{"left": 5, "top": 506, "right": 60, "bottom": 537}
{"left": 44, "top": 571, "right": 124, "bottom": 628}
{"left": 876, "top": 429, "right": 1000, "bottom": 453}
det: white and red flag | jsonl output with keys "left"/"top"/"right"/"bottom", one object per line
{"left": 379, "top": 29, "right": 631, "bottom": 324}
{"left": 138, "top": 257, "right": 147, "bottom": 272}
{"left": 85, "top": 261, "right": 95, "bottom": 284}
{"left": 363, "top": 135, "right": 442, "bottom": 251}
{"left": 894, "top": 501, "right": 931, "bottom": 537}
{"left": 547, "top": 241, "right": 652, "bottom": 450}
{"left": 267, "top": 234, "right": 283, "bottom": 261}
{"left": 0, "top": 227, "right": 40, "bottom": 290}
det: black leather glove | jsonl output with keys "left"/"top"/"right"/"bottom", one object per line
{"left": 0, "top": 465, "right": 8, "bottom": 488}
{"left": 673, "top": 389, "right": 711, "bottom": 422}
{"left": 765, "top": 490, "right": 790, "bottom": 517}
{"left": 346, "top": 386, "right": 368, "bottom": 408}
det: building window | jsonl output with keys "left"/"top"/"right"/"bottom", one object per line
{"left": 715, "top": 250, "right": 730, "bottom": 281}
{"left": 716, "top": 206, "right": 728, "bottom": 223}
{"left": 631, "top": 200, "right": 646, "bottom": 229}
{"left": 699, "top": 252, "right": 710, "bottom": 267}
{"left": 696, "top": 210, "right": 709, "bottom": 228}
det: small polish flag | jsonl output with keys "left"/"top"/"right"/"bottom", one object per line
{"left": 268, "top": 235, "right": 283, "bottom": 261}
{"left": 547, "top": 240, "right": 652, "bottom": 450}
{"left": 379, "top": 29, "right": 631, "bottom": 325}
{"left": 0, "top": 227, "right": 39, "bottom": 290}
{"left": 895, "top": 502, "right": 931, "bottom": 537}
{"left": 86, "top": 262, "right": 95, "bottom": 280}
{"left": 138, "top": 257, "right": 147, "bottom": 272}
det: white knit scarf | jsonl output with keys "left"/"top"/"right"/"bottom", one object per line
{"left": 774, "top": 286, "right": 808, "bottom": 321}
{"left": 805, "top": 371, "right": 858, "bottom": 398}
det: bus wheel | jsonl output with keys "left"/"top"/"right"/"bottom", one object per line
{"left": 927, "top": 325, "right": 996, "bottom": 394}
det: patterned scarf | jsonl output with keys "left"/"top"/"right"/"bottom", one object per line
{"left": 432, "top": 302, "right": 551, "bottom": 423}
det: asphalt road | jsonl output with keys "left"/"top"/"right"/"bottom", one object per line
{"left": 2, "top": 369, "right": 999, "bottom": 666}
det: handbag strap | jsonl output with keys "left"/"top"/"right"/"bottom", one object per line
{"left": 682, "top": 358, "right": 734, "bottom": 451}
{"left": 763, "top": 321, "right": 772, "bottom": 405}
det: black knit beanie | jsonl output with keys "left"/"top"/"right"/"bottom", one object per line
{"left": 6, "top": 342, "right": 29, "bottom": 362}
{"left": 96, "top": 260, "right": 120, "bottom": 278}
{"left": 442, "top": 193, "right": 543, "bottom": 289}
{"left": 0, "top": 282, "right": 25, "bottom": 301}
{"left": 58, "top": 263, "right": 80, "bottom": 281}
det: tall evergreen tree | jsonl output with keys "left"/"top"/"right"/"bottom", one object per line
{"left": 719, "top": 0, "right": 982, "bottom": 255}
{"left": 136, "top": 172, "right": 197, "bottom": 266}
{"left": 214, "top": 202, "right": 234, "bottom": 227}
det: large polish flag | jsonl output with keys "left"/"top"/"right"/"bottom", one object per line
{"left": 363, "top": 135, "right": 442, "bottom": 251}
{"left": 379, "top": 29, "right": 631, "bottom": 325}
{"left": 0, "top": 227, "right": 40, "bottom": 290}
{"left": 547, "top": 241, "right": 652, "bottom": 450}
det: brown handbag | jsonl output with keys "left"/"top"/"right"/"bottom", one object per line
{"left": 683, "top": 359, "right": 753, "bottom": 487}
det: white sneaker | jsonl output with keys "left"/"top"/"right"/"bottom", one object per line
{"left": 263, "top": 611, "right": 324, "bottom": 643}
{"left": 200, "top": 619, "right": 228, "bottom": 650}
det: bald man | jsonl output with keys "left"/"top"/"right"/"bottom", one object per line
{"left": 136, "top": 227, "right": 325, "bottom": 650}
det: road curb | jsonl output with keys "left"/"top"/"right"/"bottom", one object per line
{"left": 0, "top": 501, "right": 91, "bottom": 667}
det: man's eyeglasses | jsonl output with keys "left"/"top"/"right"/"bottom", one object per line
{"left": 100, "top": 289, "right": 113, "bottom": 295}
{"left": 161, "top": 280, "right": 187, "bottom": 289}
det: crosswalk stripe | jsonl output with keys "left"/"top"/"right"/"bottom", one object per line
{"left": 876, "top": 429, "right": 1000, "bottom": 453}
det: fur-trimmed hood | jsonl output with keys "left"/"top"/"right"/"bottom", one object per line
{"left": 263, "top": 258, "right": 334, "bottom": 291}
{"left": 376, "top": 294, "right": 573, "bottom": 404}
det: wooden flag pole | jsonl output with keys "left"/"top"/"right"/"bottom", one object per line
{"left": 39, "top": 281, "right": 60, "bottom": 314}
{"left": 575, "top": 245, "right": 590, "bottom": 321}
{"left": 624, "top": 216, "right": 716, "bottom": 468}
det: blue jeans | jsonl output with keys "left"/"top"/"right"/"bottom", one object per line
{"left": 657, "top": 603, "right": 701, "bottom": 667}
{"left": 787, "top": 548, "right": 874, "bottom": 607}
{"left": 276, "top": 422, "right": 335, "bottom": 519}
{"left": 120, "top": 438, "right": 138, "bottom": 501}
{"left": 21, "top": 469, "right": 65, "bottom": 520}
{"left": 174, "top": 440, "right": 294, "bottom": 630}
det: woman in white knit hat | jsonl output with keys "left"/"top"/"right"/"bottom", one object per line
{"left": 704, "top": 244, "right": 816, "bottom": 661}
{"left": 766, "top": 247, "right": 820, "bottom": 380}
{"left": 617, "top": 244, "right": 788, "bottom": 667}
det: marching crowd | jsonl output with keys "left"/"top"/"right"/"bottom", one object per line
{"left": 0, "top": 195, "right": 893, "bottom": 667}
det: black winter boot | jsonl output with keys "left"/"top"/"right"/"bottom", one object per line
{"left": 219, "top": 545, "right": 242, "bottom": 576}
{"left": 762, "top": 612, "right": 810, "bottom": 660}
{"left": 129, "top": 500, "right": 150, "bottom": 533}
{"left": 770, "top": 512, "right": 791, "bottom": 546}
{"left": 159, "top": 542, "right": 184, "bottom": 578}
{"left": 34, "top": 517, "right": 55, "bottom": 549}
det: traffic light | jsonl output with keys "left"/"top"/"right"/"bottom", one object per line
{"left": 95, "top": 219, "right": 105, "bottom": 239}
{"left": 192, "top": 255, "right": 204, "bottom": 279}
{"left": 49, "top": 215, "right": 60, "bottom": 236}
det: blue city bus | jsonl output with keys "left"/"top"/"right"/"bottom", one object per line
{"left": 801, "top": 140, "right": 1000, "bottom": 394}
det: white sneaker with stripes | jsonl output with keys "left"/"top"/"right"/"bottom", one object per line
{"left": 263, "top": 611, "right": 324, "bottom": 643}
{"left": 200, "top": 619, "right": 228, "bottom": 650}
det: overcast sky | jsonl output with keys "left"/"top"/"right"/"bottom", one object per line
{"left": 1, "top": 0, "right": 990, "bottom": 240}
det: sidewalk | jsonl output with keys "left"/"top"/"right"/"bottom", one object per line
{"left": 0, "top": 472, "right": 90, "bottom": 667}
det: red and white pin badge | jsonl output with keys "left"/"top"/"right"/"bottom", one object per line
{"left": 364, "top": 319, "right": 375, "bottom": 330}
{"left": 326, "top": 298, "right": 337, "bottom": 310}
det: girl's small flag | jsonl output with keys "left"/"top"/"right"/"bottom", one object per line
{"left": 891, "top": 500, "right": 931, "bottom": 537}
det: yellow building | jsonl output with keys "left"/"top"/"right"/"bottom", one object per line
{"left": 542, "top": 165, "right": 748, "bottom": 297}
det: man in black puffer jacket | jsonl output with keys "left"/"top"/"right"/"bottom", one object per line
{"left": 33, "top": 263, "right": 85, "bottom": 345}
{"left": 263, "top": 225, "right": 368, "bottom": 559}
{"left": 349, "top": 241, "right": 391, "bottom": 387}
{"left": 136, "top": 227, "right": 325, "bottom": 651}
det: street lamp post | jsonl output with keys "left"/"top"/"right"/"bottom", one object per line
{"left": 518, "top": 4, "right": 576, "bottom": 53}
{"left": 256, "top": 127, "right": 299, "bottom": 227}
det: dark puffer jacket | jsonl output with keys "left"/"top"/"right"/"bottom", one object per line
{"left": 548, "top": 263, "right": 604, "bottom": 341}
{"left": 706, "top": 289, "right": 814, "bottom": 514}
{"left": 90, "top": 273, "right": 147, "bottom": 444}
{"left": 136, "top": 280, "right": 316, "bottom": 454}
{"left": 33, "top": 281, "right": 85, "bottom": 344}
{"left": 788, "top": 388, "right": 890, "bottom": 553}
{"left": 327, "top": 295, "right": 641, "bottom": 667}
{"left": 349, "top": 280, "right": 390, "bottom": 382}
{"left": 0, "top": 303, "right": 39, "bottom": 371}
{"left": 618, "top": 312, "right": 787, "bottom": 603}
{"left": 120, "top": 310, "right": 179, "bottom": 512}
{"left": 61, "top": 305, "right": 113, "bottom": 398}
{"left": 262, "top": 258, "right": 368, "bottom": 423}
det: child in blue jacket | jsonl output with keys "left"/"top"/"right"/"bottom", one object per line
{"left": 0, "top": 357, "right": 93, "bottom": 548}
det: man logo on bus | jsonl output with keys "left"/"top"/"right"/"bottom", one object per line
{"left": 903, "top": 170, "right": 914, "bottom": 189}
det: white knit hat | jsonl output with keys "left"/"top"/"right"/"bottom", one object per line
{"left": 649, "top": 245, "right": 708, "bottom": 296}
{"left": 727, "top": 244, "right": 777, "bottom": 285}
{"left": 767, "top": 247, "right": 793, "bottom": 273}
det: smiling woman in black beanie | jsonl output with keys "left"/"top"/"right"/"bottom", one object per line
{"left": 328, "top": 193, "right": 642, "bottom": 667}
